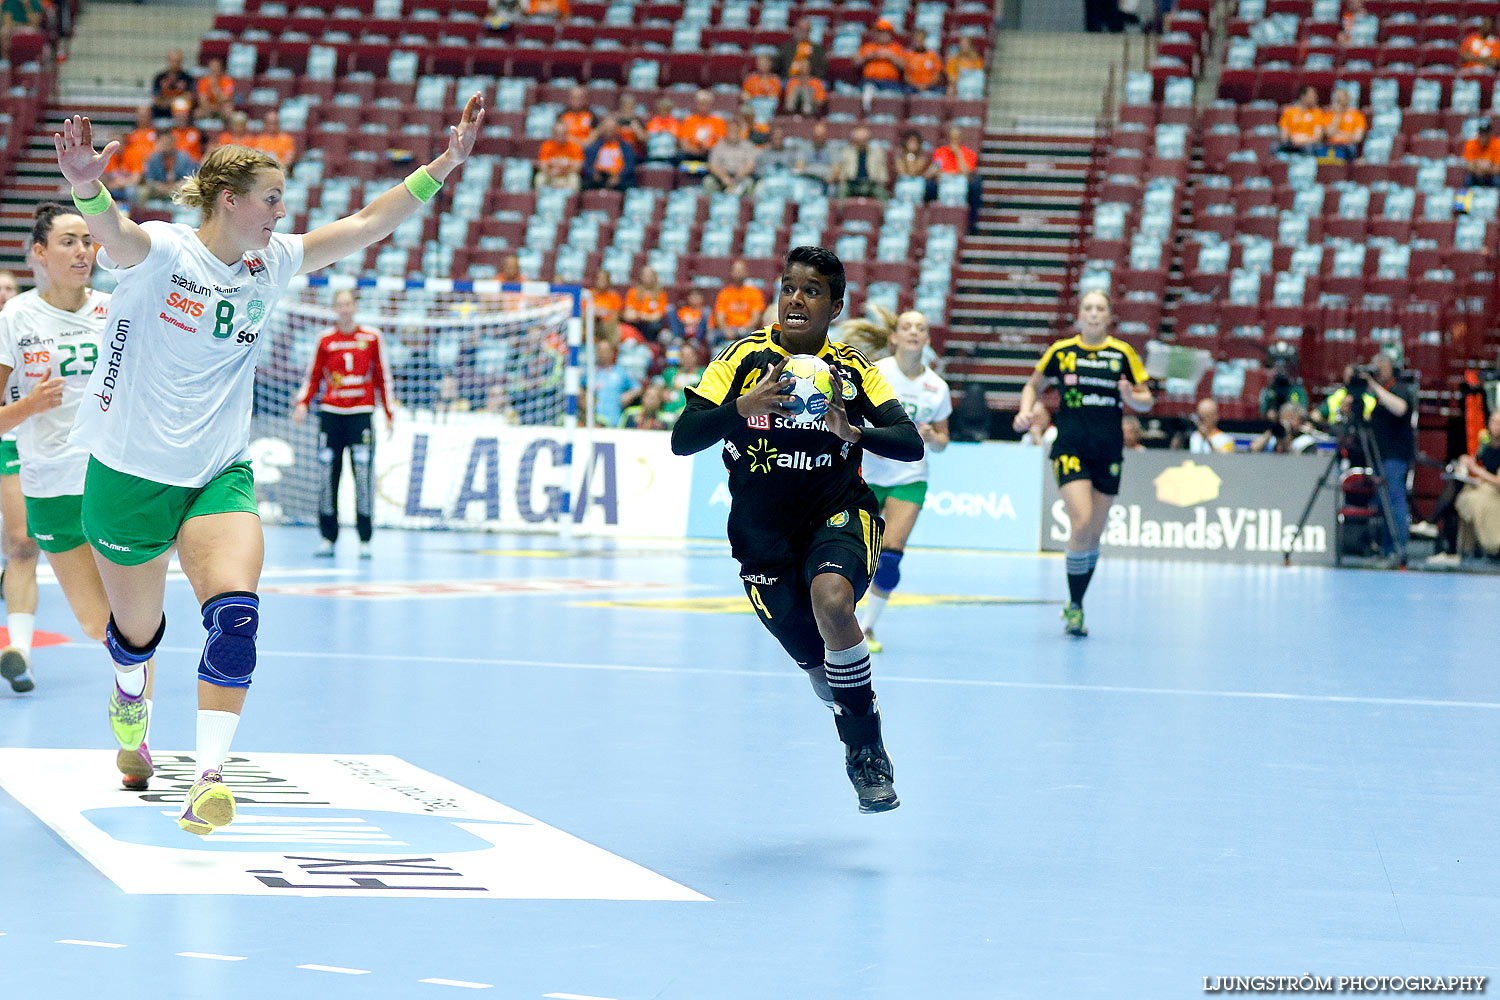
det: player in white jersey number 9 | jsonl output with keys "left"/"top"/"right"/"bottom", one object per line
{"left": 54, "top": 93, "right": 485, "bottom": 836}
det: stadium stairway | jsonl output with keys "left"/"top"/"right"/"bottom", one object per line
{"left": 943, "top": 125, "right": 1098, "bottom": 408}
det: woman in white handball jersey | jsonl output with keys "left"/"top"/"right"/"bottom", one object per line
{"left": 54, "top": 93, "right": 484, "bottom": 835}
{"left": 856, "top": 310, "right": 951, "bottom": 653}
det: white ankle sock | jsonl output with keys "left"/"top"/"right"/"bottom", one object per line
{"left": 7, "top": 612, "right": 34, "bottom": 653}
{"left": 115, "top": 665, "right": 146, "bottom": 697}
{"left": 195, "top": 710, "right": 241, "bottom": 780}
{"left": 859, "top": 593, "right": 890, "bottom": 632}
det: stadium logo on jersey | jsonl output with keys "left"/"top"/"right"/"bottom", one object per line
{"left": 170, "top": 273, "right": 211, "bottom": 297}
{"left": 243, "top": 254, "right": 267, "bottom": 277}
{"left": 826, "top": 511, "right": 849, "bottom": 527}
{"left": 0, "top": 750, "right": 709, "bottom": 901}
{"left": 740, "top": 572, "right": 779, "bottom": 585}
{"left": 746, "top": 413, "right": 770, "bottom": 429}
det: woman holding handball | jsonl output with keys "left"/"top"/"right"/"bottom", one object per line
{"left": 54, "top": 93, "right": 485, "bottom": 834}
{"left": 1015, "top": 290, "right": 1151, "bottom": 637}
{"left": 671, "top": 246, "right": 922, "bottom": 813}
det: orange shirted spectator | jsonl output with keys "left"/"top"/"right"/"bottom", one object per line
{"left": 903, "top": 29, "right": 944, "bottom": 94}
{"left": 528, "top": 0, "right": 569, "bottom": 16}
{"left": 679, "top": 89, "right": 728, "bottom": 158}
{"left": 945, "top": 37, "right": 983, "bottom": 94}
{"left": 857, "top": 19, "right": 906, "bottom": 90}
{"left": 1278, "top": 86, "right": 1325, "bottom": 154}
{"left": 1461, "top": 18, "right": 1500, "bottom": 72}
{"left": 1320, "top": 87, "right": 1366, "bottom": 161}
{"left": 783, "top": 58, "right": 827, "bottom": 115}
{"left": 120, "top": 105, "right": 158, "bottom": 174}
{"left": 170, "top": 108, "right": 203, "bottom": 161}
{"left": 622, "top": 266, "right": 670, "bottom": 341}
{"left": 559, "top": 86, "right": 595, "bottom": 145}
{"left": 536, "top": 120, "right": 584, "bottom": 190}
{"left": 672, "top": 288, "right": 708, "bottom": 341}
{"left": 196, "top": 57, "right": 235, "bottom": 120}
{"left": 591, "top": 271, "right": 623, "bottom": 326}
{"left": 253, "top": 108, "right": 297, "bottom": 167}
{"left": 1464, "top": 120, "right": 1500, "bottom": 185}
{"left": 713, "top": 260, "right": 767, "bottom": 343}
{"left": 741, "top": 54, "right": 783, "bottom": 102}
{"left": 218, "top": 110, "right": 253, "bottom": 148}
{"left": 646, "top": 96, "right": 680, "bottom": 138}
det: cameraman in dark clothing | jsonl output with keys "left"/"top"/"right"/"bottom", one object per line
{"left": 1259, "top": 342, "right": 1309, "bottom": 419}
{"left": 1352, "top": 354, "right": 1416, "bottom": 556}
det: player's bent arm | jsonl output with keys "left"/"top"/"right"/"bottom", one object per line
{"left": 925, "top": 417, "right": 950, "bottom": 452}
{"left": 670, "top": 394, "right": 745, "bottom": 455}
{"left": 1015, "top": 369, "right": 1045, "bottom": 430}
{"left": 1125, "top": 382, "right": 1154, "bottom": 413}
{"left": 0, "top": 365, "right": 60, "bottom": 435}
{"left": 859, "top": 400, "right": 924, "bottom": 462}
{"left": 73, "top": 182, "right": 153, "bottom": 269}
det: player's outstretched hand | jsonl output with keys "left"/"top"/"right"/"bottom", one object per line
{"left": 734, "top": 356, "right": 792, "bottom": 418}
{"left": 26, "top": 374, "right": 66, "bottom": 414}
{"left": 55, "top": 115, "right": 120, "bottom": 191}
{"left": 824, "top": 367, "right": 859, "bottom": 443}
{"left": 1012, "top": 408, "right": 1033, "bottom": 433}
{"left": 446, "top": 93, "right": 486, "bottom": 165}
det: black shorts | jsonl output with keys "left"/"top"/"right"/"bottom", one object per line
{"left": 737, "top": 507, "right": 883, "bottom": 669}
{"left": 1050, "top": 449, "right": 1123, "bottom": 496}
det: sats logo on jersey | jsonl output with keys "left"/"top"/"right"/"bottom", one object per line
{"left": 165, "top": 292, "right": 205, "bottom": 318}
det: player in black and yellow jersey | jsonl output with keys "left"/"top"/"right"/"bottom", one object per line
{"left": 670, "top": 246, "right": 922, "bottom": 813}
{"left": 1014, "top": 290, "right": 1152, "bottom": 637}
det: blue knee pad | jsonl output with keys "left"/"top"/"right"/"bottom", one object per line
{"left": 872, "top": 549, "right": 903, "bottom": 592}
{"left": 106, "top": 614, "right": 165, "bottom": 667}
{"left": 199, "top": 592, "right": 259, "bottom": 689}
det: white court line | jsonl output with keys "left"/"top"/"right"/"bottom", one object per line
{"left": 543, "top": 993, "right": 618, "bottom": 1000}
{"left": 298, "top": 964, "right": 371, "bottom": 975}
{"left": 56, "top": 939, "right": 125, "bottom": 948}
{"left": 156, "top": 646, "right": 1500, "bottom": 712}
{"left": 177, "top": 952, "right": 247, "bottom": 962}
{"left": 420, "top": 979, "right": 493, "bottom": 989}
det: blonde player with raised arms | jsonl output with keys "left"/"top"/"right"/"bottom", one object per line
{"left": 54, "top": 94, "right": 484, "bottom": 834}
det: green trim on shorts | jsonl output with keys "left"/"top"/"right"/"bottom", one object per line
{"left": 0, "top": 439, "right": 19, "bottom": 477}
{"left": 82, "top": 458, "right": 258, "bottom": 566}
{"left": 869, "top": 481, "right": 928, "bottom": 507}
{"left": 24, "top": 493, "right": 87, "bottom": 553}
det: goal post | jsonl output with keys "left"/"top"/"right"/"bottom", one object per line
{"left": 248, "top": 274, "right": 601, "bottom": 536}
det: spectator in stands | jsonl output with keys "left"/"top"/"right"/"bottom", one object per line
{"left": 647, "top": 97, "right": 679, "bottom": 139}
{"left": 620, "top": 377, "right": 672, "bottom": 429}
{"left": 670, "top": 287, "right": 709, "bottom": 342}
{"left": 592, "top": 339, "right": 640, "bottom": 428}
{"left": 484, "top": 0, "right": 523, "bottom": 31}
{"left": 169, "top": 105, "right": 203, "bottom": 161}
{"left": 834, "top": 124, "right": 890, "bottom": 200}
{"left": 704, "top": 114, "right": 758, "bottom": 196}
{"left": 678, "top": 89, "right": 728, "bottom": 170}
{"left": 253, "top": 108, "right": 297, "bottom": 167}
{"left": 1260, "top": 342, "right": 1309, "bottom": 418}
{"left": 1460, "top": 16, "right": 1500, "bottom": 73}
{"left": 559, "top": 86, "right": 595, "bottom": 146}
{"left": 0, "top": 270, "right": 17, "bottom": 306}
{"left": 775, "top": 17, "right": 827, "bottom": 80}
{"left": 739, "top": 101, "right": 771, "bottom": 145}
{"left": 1463, "top": 120, "right": 1500, "bottom": 187}
{"left": 783, "top": 56, "right": 828, "bottom": 116}
{"left": 1338, "top": 0, "right": 1375, "bottom": 46}
{"left": 500, "top": 253, "right": 524, "bottom": 283}
{"left": 527, "top": 0, "right": 569, "bottom": 17}
{"left": 150, "top": 49, "right": 194, "bottom": 120}
{"left": 1320, "top": 86, "right": 1366, "bottom": 162}
{"left": 903, "top": 29, "right": 945, "bottom": 95}
{"left": 536, "top": 119, "right": 584, "bottom": 190}
{"left": 756, "top": 125, "right": 798, "bottom": 178}
{"left": 792, "top": 120, "right": 842, "bottom": 192}
{"left": 1251, "top": 402, "right": 1319, "bottom": 454}
{"left": 583, "top": 115, "right": 637, "bottom": 191}
{"left": 195, "top": 57, "right": 234, "bottom": 123}
{"left": 136, "top": 131, "right": 197, "bottom": 205}
{"left": 1364, "top": 353, "right": 1416, "bottom": 557}
{"left": 1188, "top": 398, "right": 1235, "bottom": 452}
{"left": 622, "top": 266, "right": 669, "bottom": 342}
{"left": 1085, "top": 0, "right": 1125, "bottom": 33}
{"left": 591, "top": 270, "right": 624, "bottom": 330}
{"left": 1435, "top": 410, "right": 1500, "bottom": 561}
{"left": 741, "top": 54, "right": 783, "bottom": 105}
{"left": 1277, "top": 85, "right": 1324, "bottom": 156}
{"left": 946, "top": 36, "right": 984, "bottom": 96}
{"left": 858, "top": 19, "right": 907, "bottom": 108}
{"left": 933, "top": 123, "right": 983, "bottom": 228}
{"left": 713, "top": 260, "right": 767, "bottom": 345}
{"left": 109, "top": 105, "right": 157, "bottom": 196}
{"left": 894, "top": 128, "right": 939, "bottom": 190}
{"left": 1121, "top": 413, "right": 1146, "bottom": 451}
{"left": 657, "top": 340, "right": 704, "bottom": 423}
{"left": 615, "top": 94, "right": 647, "bottom": 155}
{"left": 218, "top": 110, "right": 252, "bottom": 149}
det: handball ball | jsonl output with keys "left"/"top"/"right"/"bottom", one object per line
{"left": 782, "top": 354, "right": 834, "bottom": 425}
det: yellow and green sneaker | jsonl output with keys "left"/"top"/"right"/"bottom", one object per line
{"left": 108, "top": 680, "right": 149, "bottom": 751}
{"left": 1062, "top": 602, "right": 1088, "bottom": 638}
{"left": 178, "top": 770, "right": 236, "bottom": 836}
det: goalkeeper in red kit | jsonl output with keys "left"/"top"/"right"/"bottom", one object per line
{"left": 292, "top": 288, "right": 394, "bottom": 558}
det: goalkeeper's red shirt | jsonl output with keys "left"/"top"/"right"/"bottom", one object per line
{"left": 296, "top": 325, "right": 395, "bottom": 420}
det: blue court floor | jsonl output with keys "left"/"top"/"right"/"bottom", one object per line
{"left": 0, "top": 526, "right": 1496, "bottom": 1000}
